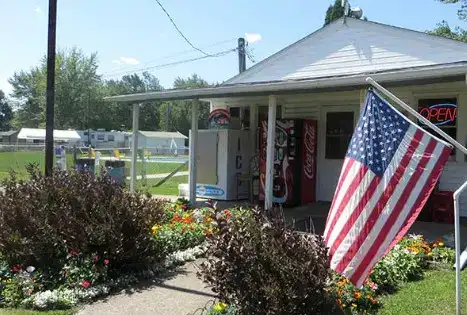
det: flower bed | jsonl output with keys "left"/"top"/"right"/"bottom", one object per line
{"left": 197, "top": 210, "right": 454, "bottom": 315}
{"left": 330, "top": 235, "right": 454, "bottom": 314}
{"left": 0, "top": 168, "right": 210, "bottom": 312}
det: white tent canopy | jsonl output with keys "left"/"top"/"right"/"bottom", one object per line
{"left": 17, "top": 128, "right": 81, "bottom": 142}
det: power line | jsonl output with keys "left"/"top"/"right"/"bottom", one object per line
{"left": 101, "top": 37, "right": 237, "bottom": 77}
{"left": 102, "top": 48, "right": 237, "bottom": 78}
{"left": 155, "top": 0, "right": 211, "bottom": 56}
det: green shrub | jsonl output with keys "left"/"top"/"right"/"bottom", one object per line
{"left": 369, "top": 235, "right": 431, "bottom": 293}
{"left": 0, "top": 166, "right": 166, "bottom": 288}
{"left": 198, "top": 207, "right": 337, "bottom": 315}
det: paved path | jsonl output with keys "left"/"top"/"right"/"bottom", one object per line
{"left": 126, "top": 171, "right": 188, "bottom": 180}
{"left": 77, "top": 260, "right": 215, "bottom": 315}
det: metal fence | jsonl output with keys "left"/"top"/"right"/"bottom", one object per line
{"left": 0, "top": 144, "right": 189, "bottom": 197}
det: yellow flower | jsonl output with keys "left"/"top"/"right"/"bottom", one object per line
{"left": 439, "top": 242, "right": 444, "bottom": 247}
{"left": 354, "top": 291, "right": 362, "bottom": 299}
{"left": 351, "top": 303, "right": 357, "bottom": 308}
{"left": 213, "top": 302, "right": 228, "bottom": 312}
{"left": 151, "top": 225, "right": 160, "bottom": 235}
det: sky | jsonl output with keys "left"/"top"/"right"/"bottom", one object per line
{"left": 0, "top": 0, "right": 466, "bottom": 96}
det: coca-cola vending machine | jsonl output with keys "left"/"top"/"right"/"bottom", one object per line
{"left": 259, "top": 119, "right": 317, "bottom": 207}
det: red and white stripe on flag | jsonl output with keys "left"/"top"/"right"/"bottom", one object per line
{"left": 323, "top": 89, "right": 452, "bottom": 288}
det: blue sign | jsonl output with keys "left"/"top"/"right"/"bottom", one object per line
{"left": 196, "top": 184, "right": 225, "bottom": 197}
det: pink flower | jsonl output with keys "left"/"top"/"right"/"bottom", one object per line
{"left": 70, "top": 249, "right": 79, "bottom": 256}
{"left": 93, "top": 255, "right": 99, "bottom": 263}
{"left": 11, "top": 264, "right": 22, "bottom": 273}
{"left": 366, "top": 281, "right": 378, "bottom": 291}
{"left": 81, "top": 280, "right": 91, "bottom": 289}
{"left": 104, "top": 259, "right": 110, "bottom": 265}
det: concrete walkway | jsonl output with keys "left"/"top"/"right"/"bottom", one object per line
{"left": 77, "top": 260, "right": 215, "bottom": 315}
{"left": 126, "top": 171, "right": 188, "bottom": 180}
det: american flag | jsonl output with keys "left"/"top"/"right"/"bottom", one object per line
{"left": 324, "top": 89, "right": 452, "bottom": 287}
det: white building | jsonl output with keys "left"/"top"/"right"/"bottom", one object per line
{"left": 77, "top": 129, "right": 130, "bottom": 148}
{"left": 137, "top": 131, "right": 188, "bottom": 153}
{"left": 17, "top": 128, "right": 81, "bottom": 144}
{"left": 107, "top": 17, "right": 467, "bottom": 216}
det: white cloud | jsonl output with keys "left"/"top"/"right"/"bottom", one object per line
{"left": 245, "top": 33, "right": 262, "bottom": 44}
{"left": 111, "top": 60, "right": 122, "bottom": 65}
{"left": 119, "top": 57, "right": 140, "bottom": 65}
{"left": 34, "top": 6, "right": 41, "bottom": 14}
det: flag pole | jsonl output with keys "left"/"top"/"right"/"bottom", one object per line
{"left": 366, "top": 76, "right": 466, "bottom": 315}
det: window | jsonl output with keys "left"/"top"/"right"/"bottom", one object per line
{"left": 107, "top": 135, "right": 115, "bottom": 142}
{"left": 229, "top": 107, "right": 240, "bottom": 117}
{"left": 97, "top": 134, "right": 105, "bottom": 141}
{"left": 418, "top": 98, "right": 457, "bottom": 156}
{"left": 325, "top": 112, "right": 354, "bottom": 159}
{"left": 91, "top": 133, "right": 95, "bottom": 139}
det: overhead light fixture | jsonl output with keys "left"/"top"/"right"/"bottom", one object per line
{"left": 349, "top": 7, "right": 363, "bottom": 19}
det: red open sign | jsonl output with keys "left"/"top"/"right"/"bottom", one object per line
{"left": 418, "top": 99, "right": 457, "bottom": 127}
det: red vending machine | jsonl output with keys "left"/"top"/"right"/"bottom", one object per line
{"left": 259, "top": 119, "right": 317, "bottom": 207}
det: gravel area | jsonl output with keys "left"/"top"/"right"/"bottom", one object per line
{"left": 77, "top": 260, "right": 215, "bottom": 315}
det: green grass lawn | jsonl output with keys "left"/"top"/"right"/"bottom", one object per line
{"left": 0, "top": 151, "right": 188, "bottom": 183}
{"left": 0, "top": 151, "right": 75, "bottom": 180}
{"left": 377, "top": 270, "right": 467, "bottom": 315}
{"left": 0, "top": 309, "right": 75, "bottom": 315}
{"left": 136, "top": 175, "right": 188, "bottom": 196}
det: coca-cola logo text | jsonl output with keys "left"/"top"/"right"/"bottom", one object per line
{"left": 303, "top": 124, "right": 315, "bottom": 180}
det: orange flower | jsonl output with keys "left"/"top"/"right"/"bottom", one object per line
{"left": 354, "top": 291, "right": 362, "bottom": 299}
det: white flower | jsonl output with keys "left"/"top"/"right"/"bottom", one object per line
{"left": 26, "top": 266, "right": 35, "bottom": 273}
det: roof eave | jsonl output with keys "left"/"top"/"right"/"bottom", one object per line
{"left": 104, "top": 63, "right": 467, "bottom": 103}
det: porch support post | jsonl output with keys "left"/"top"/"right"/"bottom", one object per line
{"left": 265, "top": 95, "right": 277, "bottom": 209}
{"left": 250, "top": 104, "right": 258, "bottom": 155}
{"left": 189, "top": 99, "right": 199, "bottom": 205}
{"left": 130, "top": 103, "right": 140, "bottom": 193}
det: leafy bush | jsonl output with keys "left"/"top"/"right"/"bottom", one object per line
{"left": 198, "top": 207, "right": 337, "bottom": 315}
{"left": 0, "top": 166, "right": 166, "bottom": 288}
{"left": 430, "top": 238, "right": 455, "bottom": 265}
{"left": 206, "top": 302, "right": 237, "bottom": 315}
{"left": 369, "top": 235, "right": 431, "bottom": 293}
{"left": 1, "top": 266, "right": 41, "bottom": 307}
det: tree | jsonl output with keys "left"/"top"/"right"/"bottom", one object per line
{"left": 8, "top": 48, "right": 102, "bottom": 129}
{"left": 0, "top": 91, "right": 13, "bottom": 131}
{"left": 438, "top": 0, "right": 467, "bottom": 21}
{"left": 103, "top": 72, "right": 163, "bottom": 131}
{"left": 324, "top": 0, "right": 347, "bottom": 25}
{"left": 428, "top": 20, "right": 467, "bottom": 42}
{"left": 159, "top": 74, "right": 210, "bottom": 135}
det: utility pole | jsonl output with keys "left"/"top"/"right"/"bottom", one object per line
{"left": 238, "top": 38, "right": 246, "bottom": 73}
{"left": 45, "top": 0, "right": 57, "bottom": 176}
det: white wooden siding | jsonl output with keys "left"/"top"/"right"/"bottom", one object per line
{"left": 439, "top": 163, "right": 467, "bottom": 217}
{"left": 226, "top": 18, "right": 467, "bottom": 85}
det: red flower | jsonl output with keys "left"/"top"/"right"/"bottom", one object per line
{"left": 104, "top": 259, "right": 110, "bottom": 265}
{"left": 70, "top": 249, "right": 79, "bottom": 256}
{"left": 223, "top": 209, "right": 232, "bottom": 220}
{"left": 11, "top": 264, "right": 22, "bottom": 273}
{"left": 81, "top": 280, "right": 91, "bottom": 288}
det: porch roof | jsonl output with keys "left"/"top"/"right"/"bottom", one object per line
{"left": 104, "top": 62, "right": 467, "bottom": 103}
